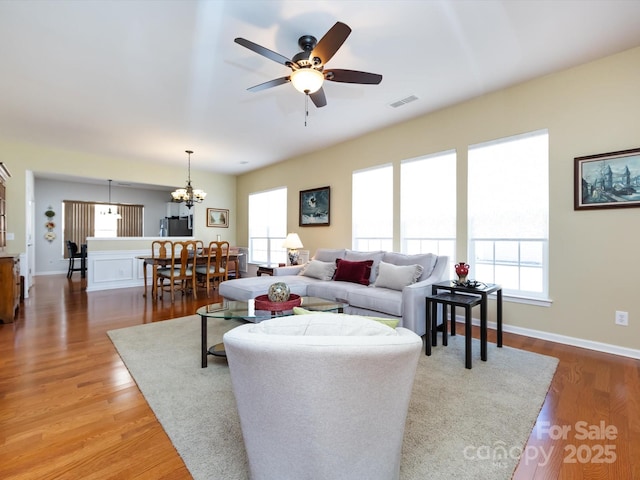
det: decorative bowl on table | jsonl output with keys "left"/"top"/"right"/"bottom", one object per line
{"left": 254, "top": 294, "right": 302, "bottom": 312}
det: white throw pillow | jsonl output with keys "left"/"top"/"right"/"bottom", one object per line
{"left": 374, "top": 261, "right": 423, "bottom": 290}
{"left": 298, "top": 259, "right": 336, "bottom": 281}
{"left": 312, "top": 248, "right": 346, "bottom": 263}
{"left": 381, "top": 252, "right": 437, "bottom": 281}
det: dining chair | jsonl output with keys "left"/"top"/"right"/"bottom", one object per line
{"left": 194, "top": 239, "right": 205, "bottom": 256}
{"left": 151, "top": 239, "right": 173, "bottom": 299}
{"left": 157, "top": 240, "right": 199, "bottom": 302}
{"left": 226, "top": 246, "right": 241, "bottom": 279}
{"left": 196, "top": 241, "right": 230, "bottom": 297}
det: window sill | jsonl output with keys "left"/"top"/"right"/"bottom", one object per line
{"left": 500, "top": 293, "right": 552, "bottom": 307}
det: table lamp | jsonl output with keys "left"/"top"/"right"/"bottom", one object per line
{"left": 282, "top": 233, "right": 304, "bottom": 265}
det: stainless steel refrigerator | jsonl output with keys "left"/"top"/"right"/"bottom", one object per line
{"left": 160, "top": 216, "right": 192, "bottom": 237}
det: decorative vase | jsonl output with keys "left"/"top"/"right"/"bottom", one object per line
{"left": 454, "top": 262, "right": 469, "bottom": 284}
{"left": 268, "top": 282, "right": 290, "bottom": 302}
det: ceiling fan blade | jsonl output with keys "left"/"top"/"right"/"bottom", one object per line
{"left": 234, "top": 37, "right": 292, "bottom": 67}
{"left": 309, "top": 22, "right": 351, "bottom": 66}
{"left": 247, "top": 76, "right": 291, "bottom": 92}
{"left": 310, "top": 88, "right": 327, "bottom": 108}
{"left": 325, "top": 69, "right": 383, "bottom": 85}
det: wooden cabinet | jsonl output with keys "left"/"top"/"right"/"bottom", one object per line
{"left": 166, "top": 201, "right": 191, "bottom": 218}
{"left": 0, "top": 254, "right": 20, "bottom": 323}
{"left": 0, "top": 162, "right": 8, "bottom": 250}
{"left": 0, "top": 163, "right": 18, "bottom": 323}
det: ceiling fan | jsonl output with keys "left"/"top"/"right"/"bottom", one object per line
{"left": 234, "top": 21, "right": 382, "bottom": 108}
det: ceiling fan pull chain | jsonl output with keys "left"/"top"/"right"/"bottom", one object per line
{"left": 304, "top": 93, "right": 309, "bottom": 127}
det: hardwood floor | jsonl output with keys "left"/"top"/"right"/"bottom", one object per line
{"left": 1, "top": 275, "right": 638, "bottom": 479}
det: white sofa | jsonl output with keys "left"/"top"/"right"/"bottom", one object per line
{"left": 223, "top": 313, "right": 423, "bottom": 480}
{"left": 219, "top": 248, "right": 449, "bottom": 336}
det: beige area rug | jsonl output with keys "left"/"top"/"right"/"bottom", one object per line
{"left": 107, "top": 316, "right": 558, "bottom": 480}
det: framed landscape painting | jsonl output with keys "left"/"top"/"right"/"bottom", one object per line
{"left": 206, "top": 208, "right": 229, "bottom": 227}
{"left": 299, "top": 186, "right": 330, "bottom": 226}
{"left": 574, "top": 148, "right": 640, "bottom": 210}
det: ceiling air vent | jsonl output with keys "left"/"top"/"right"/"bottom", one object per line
{"left": 390, "top": 95, "right": 418, "bottom": 108}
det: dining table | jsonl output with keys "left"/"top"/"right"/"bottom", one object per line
{"left": 136, "top": 252, "right": 242, "bottom": 298}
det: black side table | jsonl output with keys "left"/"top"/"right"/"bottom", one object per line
{"left": 430, "top": 280, "right": 503, "bottom": 347}
{"left": 426, "top": 292, "right": 484, "bottom": 368}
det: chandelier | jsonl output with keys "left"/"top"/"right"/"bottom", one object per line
{"left": 171, "top": 149, "right": 207, "bottom": 209}
{"left": 102, "top": 179, "right": 122, "bottom": 219}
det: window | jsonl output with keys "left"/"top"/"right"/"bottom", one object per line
{"left": 63, "top": 201, "right": 143, "bottom": 256}
{"left": 352, "top": 164, "right": 393, "bottom": 251}
{"left": 400, "top": 150, "right": 456, "bottom": 266}
{"left": 467, "top": 129, "right": 549, "bottom": 299}
{"left": 94, "top": 204, "right": 119, "bottom": 237}
{"left": 248, "top": 188, "right": 287, "bottom": 264}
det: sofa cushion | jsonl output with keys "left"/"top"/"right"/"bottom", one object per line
{"left": 374, "top": 261, "right": 423, "bottom": 291}
{"left": 312, "top": 248, "right": 346, "bottom": 263}
{"left": 345, "top": 250, "right": 385, "bottom": 284}
{"left": 250, "top": 313, "right": 398, "bottom": 336}
{"left": 334, "top": 259, "right": 374, "bottom": 286}
{"left": 219, "top": 275, "right": 314, "bottom": 301}
{"left": 298, "top": 260, "right": 336, "bottom": 281}
{"left": 306, "top": 279, "right": 366, "bottom": 303}
{"left": 348, "top": 286, "right": 403, "bottom": 317}
{"left": 382, "top": 252, "right": 437, "bottom": 281}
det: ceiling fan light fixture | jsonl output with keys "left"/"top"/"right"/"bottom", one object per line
{"left": 236, "top": 21, "right": 381, "bottom": 109}
{"left": 290, "top": 68, "right": 324, "bottom": 94}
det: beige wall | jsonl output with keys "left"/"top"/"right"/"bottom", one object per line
{"left": 236, "top": 46, "right": 640, "bottom": 352}
{"left": 2, "top": 142, "right": 237, "bottom": 249}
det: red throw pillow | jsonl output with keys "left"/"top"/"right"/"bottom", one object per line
{"left": 334, "top": 259, "right": 374, "bottom": 286}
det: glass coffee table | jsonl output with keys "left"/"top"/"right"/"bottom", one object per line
{"left": 198, "top": 296, "right": 347, "bottom": 367}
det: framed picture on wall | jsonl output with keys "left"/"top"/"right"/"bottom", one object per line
{"left": 574, "top": 147, "right": 640, "bottom": 210}
{"left": 299, "top": 186, "right": 330, "bottom": 226}
{"left": 206, "top": 208, "right": 229, "bottom": 227}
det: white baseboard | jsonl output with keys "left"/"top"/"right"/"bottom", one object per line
{"left": 34, "top": 270, "right": 68, "bottom": 276}
{"left": 454, "top": 316, "right": 640, "bottom": 360}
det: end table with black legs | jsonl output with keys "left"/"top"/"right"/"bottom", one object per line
{"left": 430, "top": 280, "right": 503, "bottom": 347}
{"left": 425, "top": 281, "right": 503, "bottom": 368}
{"left": 426, "top": 292, "right": 484, "bottom": 368}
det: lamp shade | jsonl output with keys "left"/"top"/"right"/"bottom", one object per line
{"left": 282, "top": 233, "right": 303, "bottom": 249}
{"left": 290, "top": 68, "right": 324, "bottom": 94}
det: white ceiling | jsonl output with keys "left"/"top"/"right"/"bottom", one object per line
{"left": 2, "top": 0, "right": 640, "bottom": 176}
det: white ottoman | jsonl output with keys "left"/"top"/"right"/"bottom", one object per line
{"left": 223, "top": 313, "right": 422, "bottom": 480}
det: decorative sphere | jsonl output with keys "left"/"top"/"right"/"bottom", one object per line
{"left": 268, "top": 282, "right": 290, "bottom": 302}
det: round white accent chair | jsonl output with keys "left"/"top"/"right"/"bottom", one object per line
{"left": 223, "top": 313, "right": 422, "bottom": 480}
